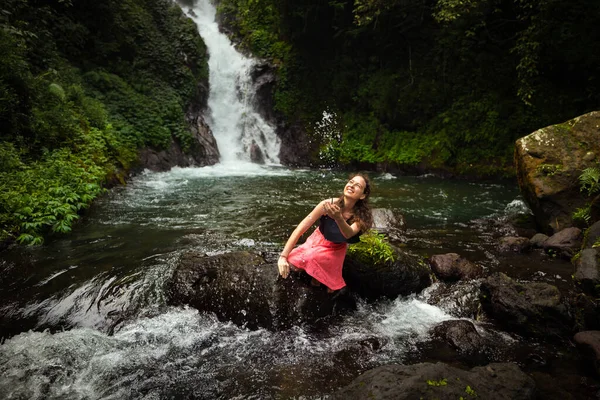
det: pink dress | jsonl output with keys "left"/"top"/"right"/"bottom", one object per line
{"left": 287, "top": 227, "right": 348, "bottom": 290}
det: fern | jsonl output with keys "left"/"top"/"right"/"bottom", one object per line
{"left": 579, "top": 167, "right": 600, "bottom": 197}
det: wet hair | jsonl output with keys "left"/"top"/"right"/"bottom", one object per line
{"left": 336, "top": 172, "right": 373, "bottom": 233}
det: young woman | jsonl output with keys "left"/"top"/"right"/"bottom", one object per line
{"left": 277, "top": 173, "right": 373, "bottom": 292}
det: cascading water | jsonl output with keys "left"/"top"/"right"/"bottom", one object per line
{"left": 185, "top": 0, "right": 281, "bottom": 165}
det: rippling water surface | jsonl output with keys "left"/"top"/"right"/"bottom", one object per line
{"left": 2, "top": 165, "right": 577, "bottom": 399}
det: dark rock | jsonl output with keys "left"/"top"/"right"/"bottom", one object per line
{"left": 498, "top": 236, "right": 531, "bottom": 253}
{"left": 514, "top": 111, "right": 600, "bottom": 234}
{"left": 428, "top": 253, "right": 483, "bottom": 281}
{"left": 249, "top": 140, "right": 265, "bottom": 164}
{"left": 432, "top": 320, "right": 487, "bottom": 354}
{"left": 507, "top": 212, "right": 538, "bottom": 238}
{"left": 572, "top": 293, "right": 600, "bottom": 331}
{"left": 574, "top": 248, "right": 600, "bottom": 296}
{"left": 138, "top": 111, "right": 220, "bottom": 172}
{"left": 425, "top": 319, "right": 508, "bottom": 365}
{"left": 530, "top": 233, "right": 549, "bottom": 248}
{"left": 332, "top": 362, "right": 536, "bottom": 400}
{"left": 584, "top": 220, "right": 600, "bottom": 249}
{"left": 574, "top": 331, "right": 600, "bottom": 376}
{"left": 248, "top": 62, "right": 315, "bottom": 167}
{"left": 479, "top": 272, "right": 572, "bottom": 339}
{"left": 343, "top": 248, "right": 431, "bottom": 300}
{"left": 542, "top": 227, "right": 582, "bottom": 257}
{"left": 166, "top": 250, "right": 356, "bottom": 331}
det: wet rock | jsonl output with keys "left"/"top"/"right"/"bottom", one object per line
{"left": 343, "top": 248, "right": 431, "bottom": 300}
{"left": 479, "top": 272, "right": 572, "bottom": 339}
{"left": 428, "top": 253, "right": 483, "bottom": 281}
{"left": 432, "top": 320, "right": 486, "bottom": 354}
{"left": 249, "top": 140, "right": 265, "bottom": 164}
{"left": 507, "top": 212, "right": 538, "bottom": 238}
{"left": 249, "top": 62, "right": 315, "bottom": 167}
{"left": 574, "top": 248, "right": 600, "bottom": 296}
{"left": 574, "top": 331, "right": 600, "bottom": 376}
{"left": 372, "top": 208, "right": 406, "bottom": 240}
{"left": 584, "top": 220, "right": 600, "bottom": 249}
{"left": 572, "top": 293, "right": 600, "bottom": 331}
{"left": 425, "top": 319, "right": 508, "bottom": 365}
{"left": 542, "top": 227, "right": 582, "bottom": 257}
{"left": 332, "top": 362, "right": 536, "bottom": 400}
{"left": 424, "top": 281, "right": 482, "bottom": 319}
{"left": 166, "top": 251, "right": 356, "bottom": 331}
{"left": 514, "top": 111, "right": 600, "bottom": 234}
{"left": 530, "top": 233, "right": 549, "bottom": 248}
{"left": 498, "top": 236, "right": 531, "bottom": 253}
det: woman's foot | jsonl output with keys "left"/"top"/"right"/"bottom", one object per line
{"left": 310, "top": 277, "right": 321, "bottom": 287}
{"left": 327, "top": 288, "right": 335, "bottom": 294}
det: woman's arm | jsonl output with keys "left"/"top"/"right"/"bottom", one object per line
{"left": 278, "top": 200, "right": 328, "bottom": 278}
{"left": 323, "top": 202, "right": 361, "bottom": 239}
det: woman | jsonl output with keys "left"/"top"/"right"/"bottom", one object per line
{"left": 277, "top": 173, "right": 373, "bottom": 292}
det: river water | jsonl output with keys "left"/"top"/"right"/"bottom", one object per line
{"left": 1, "top": 165, "right": 588, "bottom": 399}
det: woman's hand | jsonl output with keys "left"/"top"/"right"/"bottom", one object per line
{"left": 278, "top": 256, "right": 290, "bottom": 278}
{"left": 323, "top": 201, "right": 342, "bottom": 221}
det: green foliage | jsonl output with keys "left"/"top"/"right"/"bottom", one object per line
{"left": 464, "top": 385, "right": 477, "bottom": 397}
{"left": 426, "top": 378, "right": 448, "bottom": 387}
{"left": 0, "top": 0, "right": 209, "bottom": 244}
{"left": 572, "top": 167, "right": 600, "bottom": 226}
{"left": 579, "top": 167, "right": 600, "bottom": 197}
{"left": 347, "top": 230, "right": 396, "bottom": 265}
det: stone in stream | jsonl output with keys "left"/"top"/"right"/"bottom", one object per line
{"left": 573, "top": 248, "right": 600, "bottom": 296}
{"left": 514, "top": 110, "right": 600, "bottom": 234}
{"left": 342, "top": 246, "right": 432, "bottom": 301}
{"left": 479, "top": 272, "right": 573, "bottom": 339}
{"left": 574, "top": 330, "right": 600, "bottom": 377}
{"left": 371, "top": 208, "right": 406, "bottom": 241}
{"left": 422, "top": 320, "right": 510, "bottom": 366}
{"left": 497, "top": 236, "right": 531, "bottom": 253}
{"left": 530, "top": 233, "right": 549, "bottom": 248}
{"left": 583, "top": 220, "right": 600, "bottom": 249}
{"left": 541, "top": 227, "right": 582, "bottom": 258}
{"left": 166, "top": 248, "right": 432, "bottom": 330}
{"left": 427, "top": 253, "right": 483, "bottom": 281}
{"left": 331, "top": 362, "right": 536, "bottom": 400}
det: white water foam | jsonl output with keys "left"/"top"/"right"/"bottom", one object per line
{"left": 184, "top": 0, "right": 281, "bottom": 165}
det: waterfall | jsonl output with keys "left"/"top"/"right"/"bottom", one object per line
{"left": 185, "top": 0, "right": 281, "bottom": 165}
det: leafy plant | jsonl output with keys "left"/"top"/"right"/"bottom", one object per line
{"left": 572, "top": 167, "right": 600, "bottom": 226}
{"left": 426, "top": 378, "right": 448, "bottom": 387}
{"left": 348, "top": 230, "right": 396, "bottom": 265}
{"left": 579, "top": 167, "right": 600, "bottom": 197}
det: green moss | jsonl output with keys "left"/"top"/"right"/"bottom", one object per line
{"left": 347, "top": 230, "right": 396, "bottom": 265}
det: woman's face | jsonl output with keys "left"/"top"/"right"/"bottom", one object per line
{"left": 344, "top": 175, "right": 367, "bottom": 200}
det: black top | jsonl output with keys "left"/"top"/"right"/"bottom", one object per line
{"left": 319, "top": 215, "right": 361, "bottom": 244}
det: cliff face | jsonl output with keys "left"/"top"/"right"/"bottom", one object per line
{"left": 514, "top": 111, "right": 600, "bottom": 234}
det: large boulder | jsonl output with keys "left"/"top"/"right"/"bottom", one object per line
{"left": 343, "top": 247, "right": 432, "bottom": 300}
{"left": 583, "top": 220, "right": 600, "bottom": 249}
{"left": 166, "top": 251, "right": 356, "bottom": 331}
{"left": 332, "top": 362, "right": 536, "bottom": 400}
{"left": 479, "top": 272, "right": 572, "bottom": 338}
{"left": 514, "top": 111, "right": 600, "bottom": 234}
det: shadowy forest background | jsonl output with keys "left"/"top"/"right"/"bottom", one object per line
{"left": 1, "top": 0, "right": 599, "bottom": 244}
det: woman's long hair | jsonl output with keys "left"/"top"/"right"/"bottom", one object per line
{"left": 336, "top": 172, "right": 373, "bottom": 233}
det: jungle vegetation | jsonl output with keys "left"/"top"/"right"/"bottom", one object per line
{"left": 0, "top": 0, "right": 209, "bottom": 244}
{"left": 216, "top": 0, "right": 600, "bottom": 174}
